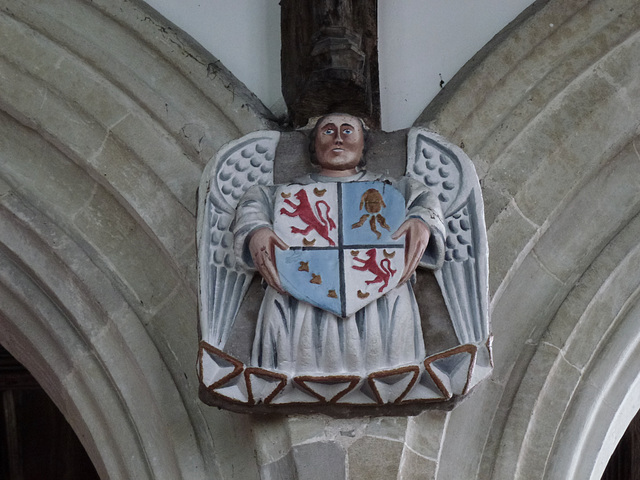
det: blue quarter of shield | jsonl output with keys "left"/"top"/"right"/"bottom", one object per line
{"left": 276, "top": 248, "right": 342, "bottom": 316}
{"left": 342, "top": 182, "right": 405, "bottom": 246}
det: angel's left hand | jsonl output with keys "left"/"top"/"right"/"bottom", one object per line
{"left": 391, "top": 218, "right": 431, "bottom": 285}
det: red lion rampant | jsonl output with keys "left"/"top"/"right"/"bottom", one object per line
{"left": 352, "top": 249, "right": 396, "bottom": 293}
{"left": 280, "top": 189, "right": 336, "bottom": 246}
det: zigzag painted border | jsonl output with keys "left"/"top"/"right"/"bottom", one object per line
{"left": 198, "top": 337, "right": 492, "bottom": 415}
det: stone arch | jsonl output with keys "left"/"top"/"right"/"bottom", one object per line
{"left": 0, "top": 0, "right": 272, "bottom": 478}
{"left": 418, "top": 0, "right": 640, "bottom": 478}
{"left": 3, "top": 0, "right": 640, "bottom": 478}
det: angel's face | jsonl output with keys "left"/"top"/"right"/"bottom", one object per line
{"left": 314, "top": 114, "right": 364, "bottom": 177}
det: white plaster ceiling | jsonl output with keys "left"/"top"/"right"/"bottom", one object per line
{"left": 140, "top": 0, "right": 536, "bottom": 131}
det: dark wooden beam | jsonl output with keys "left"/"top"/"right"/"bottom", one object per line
{"left": 280, "top": 0, "right": 380, "bottom": 128}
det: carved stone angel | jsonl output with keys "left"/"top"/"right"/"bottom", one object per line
{"left": 197, "top": 114, "right": 491, "bottom": 415}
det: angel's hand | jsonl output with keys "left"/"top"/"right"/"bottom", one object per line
{"left": 391, "top": 218, "right": 431, "bottom": 285}
{"left": 249, "top": 227, "right": 289, "bottom": 294}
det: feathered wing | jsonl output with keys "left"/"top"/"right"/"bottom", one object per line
{"left": 406, "top": 128, "right": 489, "bottom": 347}
{"left": 197, "top": 131, "right": 280, "bottom": 348}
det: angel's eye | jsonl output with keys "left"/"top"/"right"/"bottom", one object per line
{"left": 323, "top": 128, "right": 335, "bottom": 135}
{"left": 342, "top": 128, "right": 353, "bottom": 135}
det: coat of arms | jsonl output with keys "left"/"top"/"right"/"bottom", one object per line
{"left": 196, "top": 120, "right": 492, "bottom": 415}
{"left": 273, "top": 181, "right": 405, "bottom": 317}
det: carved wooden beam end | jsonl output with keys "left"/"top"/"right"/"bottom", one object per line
{"left": 281, "top": 0, "right": 380, "bottom": 128}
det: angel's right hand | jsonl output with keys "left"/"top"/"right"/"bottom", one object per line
{"left": 248, "top": 227, "right": 289, "bottom": 294}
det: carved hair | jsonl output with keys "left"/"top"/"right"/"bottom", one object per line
{"left": 308, "top": 113, "right": 369, "bottom": 167}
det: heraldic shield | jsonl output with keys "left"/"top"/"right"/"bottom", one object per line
{"left": 274, "top": 181, "right": 406, "bottom": 317}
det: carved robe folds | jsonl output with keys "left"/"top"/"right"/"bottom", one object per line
{"left": 232, "top": 171, "right": 445, "bottom": 376}
{"left": 197, "top": 127, "right": 492, "bottom": 414}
